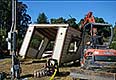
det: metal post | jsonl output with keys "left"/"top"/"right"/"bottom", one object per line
{"left": 11, "top": 0, "right": 15, "bottom": 79}
{"left": 10, "top": 0, "right": 21, "bottom": 80}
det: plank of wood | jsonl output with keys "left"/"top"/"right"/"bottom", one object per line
{"left": 19, "top": 26, "right": 35, "bottom": 58}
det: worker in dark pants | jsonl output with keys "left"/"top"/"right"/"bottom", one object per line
{"left": 87, "top": 28, "right": 103, "bottom": 49}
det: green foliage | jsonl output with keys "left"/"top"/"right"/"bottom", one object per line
{"left": 51, "top": 17, "right": 66, "bottom": 24}
{"left": 0, "top": 0, "right": 12, "bottom": 33}
{"left": 37, "top": 12, "right": 49, "bottom": 24}
{"left": 0, "top": 0, "right": 31, "bottom": 50}
{"left": 50, "top": 17, "right": 78, "bottom": 29}
{"left": 94, "top": 17, "right": 105, "bottom": 23}
{"left": 0, "top": 0, "right": 11, "bottom": 50}
{"left": 67, "top": 18, "right": 78, "bottom": 29}
{"left": 17, "top": 2, "right": 31, "bottom": 38}
{"left": 110, "top": 43, "right": 116, "bottom": 50}
{"left": 113, "top": 27, "right": 116, "bottom": 41}
{"left": 110, "top": 26, "right": 116, "bottom": 50}
{"left": 16, "top": 2, "right": 31, "bottom": 50}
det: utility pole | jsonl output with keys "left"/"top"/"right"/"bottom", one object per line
{"left": 7, "top": 0, "right": 21, "bottom": 79}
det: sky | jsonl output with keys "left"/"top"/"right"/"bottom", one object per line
{"left": 19, "top": 1, "right": 116, "bottom": 25}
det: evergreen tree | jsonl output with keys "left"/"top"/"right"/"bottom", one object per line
{"left": 37, "top": 12, "right": 49, "bottom": 24}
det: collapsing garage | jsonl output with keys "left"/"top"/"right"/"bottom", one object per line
{"left": 19, "top": 24, "right": 82, "bottom": 65}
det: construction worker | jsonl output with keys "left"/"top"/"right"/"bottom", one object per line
{"left": 79, "top": 12, "right": 95, "bottom": 31}
{"left": 84, "top": 12, "right": 95, "bottom": 24}
{"left": 87, "top": 28, "right": 103, "bottom": 48}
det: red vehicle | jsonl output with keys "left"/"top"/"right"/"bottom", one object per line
{"left": 81, "top": 23, "right": 116, "bottom": 72}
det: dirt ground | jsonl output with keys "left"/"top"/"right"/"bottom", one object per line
{"left": 1, "top": 57, "right": 116, "bottom": 80}
{"left": 0, "top": 57, "right": 80, "bottom": 80}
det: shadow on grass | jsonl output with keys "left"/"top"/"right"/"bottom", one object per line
{"left": 20, "top": 59, "right": 47, "bottom": 65}
{"left": 20, "top": 74, "right": 34, "bottom": 78}
{"left": 60, "top": 61, "right": 80, "bottom": 68}
{"left": 56, "top": 71, "right": 70, "bottom": 77}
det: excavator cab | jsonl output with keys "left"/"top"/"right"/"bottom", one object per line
{"left": 82, "top": 23, "right": 113, "bottom": 49}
